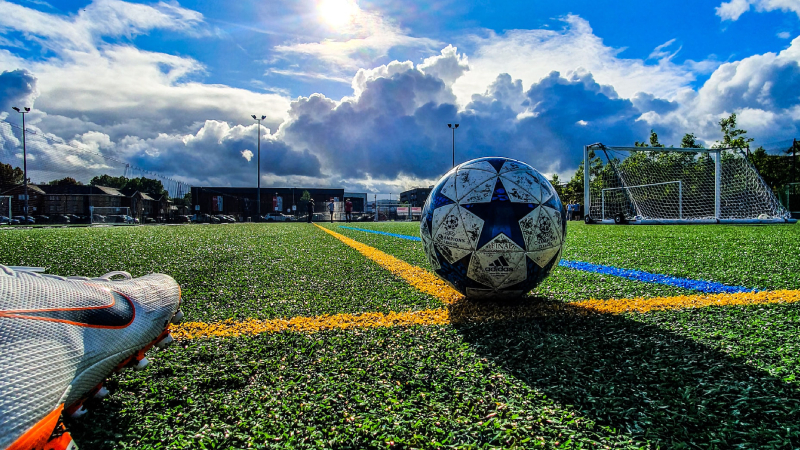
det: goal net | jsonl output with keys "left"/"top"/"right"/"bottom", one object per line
{"left": 90, "top": 206, "right": 133, "bottom": 224}
{"left": 583, "top": 144, "right": 794, "bottom": 224}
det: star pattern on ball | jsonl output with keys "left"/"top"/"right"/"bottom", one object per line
{"left": 460, "top": 177, "right": 538, "bottom": 250}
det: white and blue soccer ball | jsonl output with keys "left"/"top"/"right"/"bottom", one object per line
{"left": 420, "top": 157, "right": 566, "bottom": 299}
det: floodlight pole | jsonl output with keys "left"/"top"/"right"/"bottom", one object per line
{"left": 12, "top": 107, "right": 30, "bottom": 223}
{"left": 252, "top": 114, "right": 266, "bottom": 220}
{"left": 448, "top": 123, "right": 459, "bottom": 168}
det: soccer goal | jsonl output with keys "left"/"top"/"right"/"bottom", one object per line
{"left": 583, "top": 143, "right": 796, "bottom": 224}
{"left": 90, "top": 206, "right": 133, "bottom": 224}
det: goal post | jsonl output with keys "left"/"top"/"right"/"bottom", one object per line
{"left": 583, "top": 143, "right": 796, "bottom": 224}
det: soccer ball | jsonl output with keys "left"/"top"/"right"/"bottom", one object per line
{"left": 420, "top": 157, "right": 566, "bottom": 299}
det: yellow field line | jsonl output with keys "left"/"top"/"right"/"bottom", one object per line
{"left": 170, "top": 225, "right": 800, "bottom": 340}
{"left": 315, "top": 224, "right": 463, "bottom": 304}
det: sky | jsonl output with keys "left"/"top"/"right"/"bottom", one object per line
{"left": 1, "top": 0, "right": 800, "bottom": 194}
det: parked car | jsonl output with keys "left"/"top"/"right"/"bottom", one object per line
{"left": 192, "top": 213, "right": 220, "bottom": 224}
{"left": 0, "top": 216, "right": 13, "bottom": 225}
{"left": 175, "top": 215, "right": 191, "bottom": 223}
{"left": 66, "top": 214, "right": 89, "bottom": 224}
{"left": 51, "top": 215, "right": 71, "bottom": 224}
{"left": 13, "top": 216, "right": 35, "bottom": 224}
{"left": 263, "top": 212, "right": 290, "bottom": 222}
{"left": 214, "top": 214, "right": 235, "bottom": 223}
{"left": 33, "top": 215, "right": 50, "bottom": 224}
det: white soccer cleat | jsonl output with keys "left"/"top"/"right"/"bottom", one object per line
{"left": 155, "top": 334, "right": 174, "bottom": 349}
{"left": 0, "top": 265, "right": 182, "bottom": 450}
{"left": 93, "top": 386, "right": 110, "bottom": 400}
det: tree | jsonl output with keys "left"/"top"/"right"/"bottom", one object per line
{"left": 172, "top": 192, "right": 192, "bottom": 207}
{"left": 635, "top": 130, "right": 665, "bottom": 148}
{"left": 125, "top": 177, "right": 167, "bottom": 198}
{"left": 0, "top": 162, "right": 23, "bottom": 185}
{"left": 47, "top": 177, "right": 82, "bottom": 186}
{"left": 89, "top": 174, "right": 167, "bottom": 197}
{"left": 563, "top": 149, "right": 603, "bottom": 204}
{"left": 713, "top": 113, "right": 753, "bottom": 151}
{"left": 680, "top": 133, "right": 704, "bottom": 149}
{"left": 90, "top": 174, "right": 128, "bottom": 189}
{"left": 550, "top": 173, "right": 563, "bottom": 199}
{"left": 299, "top": 190, "right": 312, "bottom": 214}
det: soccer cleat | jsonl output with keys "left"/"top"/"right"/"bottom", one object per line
{"left": 0, "top": 265, "right": 182, "bottom": 450}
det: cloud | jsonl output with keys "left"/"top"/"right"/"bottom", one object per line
{"left": 273, "top": 4, "right": 439, "bottom": 72}
{"left": 0, "top": 1, "right": 289, "bottom": 141}
{"left": 0, "top": 0, "right": 205, "bottom": 52}
{"left": 452, "top": 16, "right": 699, "bottom": 107}
{"left": 716, "top": 0, "right": 800, "bottom": 20}
{"left": 418, "top": 45, "right": 469, "bottom": 86}
{"left": 778, "top": 31, "right": 792, "bottom": 39}
{"left": 278, "top": 59, "right": 648, "bottom": 185}
{"left": 0, "top": 69, "right": 37, "bottom": 113}
{"left": 241, "top": 149, "right": 254, "bottom": 162}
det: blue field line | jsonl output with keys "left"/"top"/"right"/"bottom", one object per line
{"left": 337, "top": 226, "right": 754, "bottom": 294}
{"left": 339, "top": 226, "right": 423, "bottom": 241}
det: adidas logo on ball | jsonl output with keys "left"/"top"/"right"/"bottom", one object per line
{"left": 485, "top": 256, "right": 514, "bottom": 273}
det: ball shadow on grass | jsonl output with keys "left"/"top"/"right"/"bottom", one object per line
{"left": 448, "top": 296, "right": 800, "bottom": 448}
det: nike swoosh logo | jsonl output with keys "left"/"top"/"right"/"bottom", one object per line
{"left": 0, "top": 289, "right": 136, "bottom": 329}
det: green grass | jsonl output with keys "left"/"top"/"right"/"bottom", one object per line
{"left": 0, "top": 224, "right": 442, "bottom": 322}
{"left": 3, "top": 222, "right": 800, "bottom": 449}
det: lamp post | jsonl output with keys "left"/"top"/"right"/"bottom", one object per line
{"left": 251, "top": 114, "right": 266, "bottom": 220}
{"left": 447, "top": 123, "right": 459, "bottom": 168}
{"left": 12, "top": 107, "right": 30, "bottom": 223}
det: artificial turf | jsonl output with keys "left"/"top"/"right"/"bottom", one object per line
{"left": 1, "top": 221, "right": 799, "bottom": 449}
{"left": 0, "top": 224, "right": 442, "bottom": 322}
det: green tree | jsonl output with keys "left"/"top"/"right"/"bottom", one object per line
{"left": 680, "top": 133, "right": 704, "bottom": 149}
{"left": 47, "top": 177, "right": 82, "bottom": 186}
{"left": 563, "top": 149, "right": 603, "bottom": 204}
{"left": 125, "top": 177, "right": 167, "bottom": 198}
{"left": 299, "top": 190, "right": 312, "bottom": 214}
{"left": 0, "top": 162, "right": 23, "bottom": 185}
{"left": 90, "top": 174, "right": 128, "bottom": 189}
{"left": 713, "top": 113, "right": 753, "bottom": 151}
{"left": 172, "top": 192, "right": 192, "bottom": 207}
{"left": 635, "top": 130, "right": 665, "bottom": 148}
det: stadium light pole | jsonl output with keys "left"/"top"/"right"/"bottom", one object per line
{"left": 252, "top": 115, "right": 266, "bottom": 220}
{"left": 448, "top": 123, "right": 459, "bottom": 168}
{"left": 12, "top": 107, "right": 30, "bottom": 223}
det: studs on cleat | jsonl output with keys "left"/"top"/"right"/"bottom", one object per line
{"left": 93, "top": 386, "right": 110, "bottom": 399}
{"left": 69, "top": 405, "right": 87, "bottom": 419}
{"left": 132, "top": 357, "right": 149, "bottom": 371}
{"left": 171, "top": 310, "right": 184, "bottom": 324}
{"left": 155, "top": 333, "right": 174, "bottom": 349}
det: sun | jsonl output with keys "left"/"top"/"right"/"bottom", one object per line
{"left": 318, "top": 0, "right": 359, "bottom": 29}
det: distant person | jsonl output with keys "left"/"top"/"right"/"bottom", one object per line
{"left": 574, "top": 202, "right": 582, "bottom": 221}
{"left": 344, "top": 198, "right": 353, "bottom": 223}
{"left": 306, "top": 198, "right": 315, "bottom": 223}
{"left": 328, "top": 200, "right": 335, "bottom": 222}
{"left": 566, "top": 203, "right": 573, "bottom": 221}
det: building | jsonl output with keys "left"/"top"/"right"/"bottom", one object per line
{"left": 191, "top": 187, "right": 351, "bottom": 219}
{"left": 399, "top": 186, "right": 433, "bottom": 207}
{"left": 0, "top": 184, "right": 173, "bottom": 222}
{"left": 343, "top": 193, "right": 366, "bottom": 213}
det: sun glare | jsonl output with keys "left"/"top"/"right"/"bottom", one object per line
{"left": 318, "top": 0, "right": 359, "bottom": 29}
